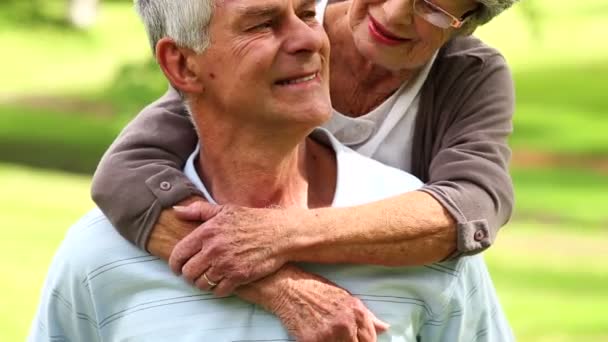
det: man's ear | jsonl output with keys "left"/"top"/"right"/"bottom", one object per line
{"left": 155, "top": 37, "right": 204, "bottom": 94}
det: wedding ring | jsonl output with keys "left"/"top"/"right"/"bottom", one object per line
{"left": 203, "top": 272, "right": 218, "bottom": 289}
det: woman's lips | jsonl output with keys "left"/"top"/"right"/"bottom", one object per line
{"left": 368, "top": 15, "right": 409, "bottom": 46}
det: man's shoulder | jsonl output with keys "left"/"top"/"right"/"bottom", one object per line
{"left": 64, "top": 208, "right": 123, "bottom": 245}
{"left": 55, "top": 208, "right": 144, "bottom": 272}
{"left": 69, "top": 207, "right": 112, "bottom": 231}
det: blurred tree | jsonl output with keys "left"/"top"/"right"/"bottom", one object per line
{"left": 68, "top": 0, "right": 99, "bottom": 29}
{"left": 0, "top": 0, "right": 96, "bottom": 29}
{"left": 518, "top": 0, "right": 543, "bottom": 39}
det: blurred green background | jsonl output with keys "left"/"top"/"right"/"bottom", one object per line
{"left": 1, "top": 0, "right": 606, "bottom": 341}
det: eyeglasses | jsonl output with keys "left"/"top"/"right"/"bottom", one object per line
{"left": 413, "top": 0, "right": 475, "bottom": 29}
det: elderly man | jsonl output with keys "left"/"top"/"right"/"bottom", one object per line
{"left": 29, "top": 0, "right": 513, "bottom": 341}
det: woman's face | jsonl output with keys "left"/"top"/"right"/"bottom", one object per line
{"left": 348, "top": 0, "right": 477, "bottom": 71}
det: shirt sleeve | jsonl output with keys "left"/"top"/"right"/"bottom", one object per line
{"left": 418, "top": 51, "right": 515, "bottom": 258}
{"left": 91, "top": 87, "right": 201, "bottom": 250}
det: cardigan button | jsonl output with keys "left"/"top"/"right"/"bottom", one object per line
{"left": 474, "top": 229, "right": 486, "bottom": 242}
{"left": 160, "top": 181, "right": 172, "bottom": 191}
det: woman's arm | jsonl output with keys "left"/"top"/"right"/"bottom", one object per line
{"left": 167, "top": 191, "right": 456, "bottom": 295}
{"left": 415, "top": 42, "right": 516, "bottom": 258}
{"left": 91, "top": 87, "right": 202, "bottom": 249}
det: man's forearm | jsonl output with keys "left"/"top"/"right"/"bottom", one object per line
{"left": 147, "top": 197, "right": 204, "bottom": 259}
{"left": 234, "top": 264, "right": 310, "bottom": 313}
{"left": 287, "top": 191, "right": 457, "bottom": 266}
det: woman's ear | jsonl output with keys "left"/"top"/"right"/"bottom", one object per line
{"left": 155, "top": 37, "right": 205, "bottom": 94}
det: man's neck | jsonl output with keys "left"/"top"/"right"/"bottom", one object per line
{"left": 195, "top": 122, "right": 336, "bottom": 209}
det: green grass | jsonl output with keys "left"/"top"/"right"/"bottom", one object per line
{"left": 0, "top": 164, "right": 93, "bottom": 342}
{"left": 512, "top": 167, "right": 608, "bottom": 228}
{"left": 0, "top": 105, "right": 121, "bottom": 173}
{"left": 509, "top": 62, "right": 608, "bottom": 155}
{"left": 485, "top": 223, "right": 608, "bottom": 341}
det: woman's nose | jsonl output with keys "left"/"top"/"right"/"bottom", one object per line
{"left": 383, "top": 0, "right": 415, "bottom": 27}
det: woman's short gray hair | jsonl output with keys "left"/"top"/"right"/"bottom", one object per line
{"left": 135, "top": 0, "right": 215, "bottom": 54}
{"left": 463, "top": 0, "right": 519, "bottom": 31}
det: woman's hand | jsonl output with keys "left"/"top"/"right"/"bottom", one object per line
{"left": 169, "top": 201, "right": 302, "bottom": 295}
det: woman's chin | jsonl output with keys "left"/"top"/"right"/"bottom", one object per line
{"left": 358, "top": 40, "right": 433, "bottom": 72}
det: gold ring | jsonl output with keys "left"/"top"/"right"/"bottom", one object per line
{"left": 203, "top": 273, "right": 218, "bottom": 289}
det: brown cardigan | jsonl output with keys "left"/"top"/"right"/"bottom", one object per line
{"left": 91, "top": 35, "right": 515, "bottom": 258}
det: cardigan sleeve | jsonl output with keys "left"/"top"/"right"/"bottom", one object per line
{"left": 91, "top": 87, "right": 201, "bottom": 250}
{"left": 419, "top": 51, "right": 515, "bottom": 258}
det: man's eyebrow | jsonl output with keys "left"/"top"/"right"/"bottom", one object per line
{"left": 296, "top": 0, "right": 316, "bottom": 11}
{"left": 235, "top": 3, "right": 282, "bottom": 19}
{"left": 234, "top": 0, "right": 316, "bottom": 19}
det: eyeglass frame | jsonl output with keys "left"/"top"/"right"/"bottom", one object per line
{"left": 413, "top": 0, "right": 477, "bottom": 29}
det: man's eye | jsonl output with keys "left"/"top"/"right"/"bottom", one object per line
{"left": 300, "top": 10, "right": 317, "bottom": 19}
{"left": 248, "top": 20, "right": 274, "bottom": 31}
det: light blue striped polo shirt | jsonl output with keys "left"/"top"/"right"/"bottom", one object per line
{"left": 29, "top": 128, "right": 513, "bottom": 341}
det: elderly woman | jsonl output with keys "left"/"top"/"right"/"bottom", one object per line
{"left": 94, "top": 0, "right": 516, "bottom": 319}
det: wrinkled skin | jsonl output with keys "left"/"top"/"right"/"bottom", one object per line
{"left": 151, "top": 202, "right": 389, "bottom": 342}
{"left": 242, "top": 264, "right": 390, "bottom": 342}
{"left": 170, "top": 202, "right": 294, "bottom": 295}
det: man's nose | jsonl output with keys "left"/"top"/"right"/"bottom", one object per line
{"left": 383, "top": 0, "right": 414, "bottom": 27}
{"left": 282, "top": 16, "right": 325, "bottom": 55}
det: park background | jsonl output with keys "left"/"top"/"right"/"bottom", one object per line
{"left": 0, "top": 0, "right": 606, "bottom": 340}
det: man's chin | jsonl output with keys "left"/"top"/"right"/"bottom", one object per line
{"left": 268, "top": 101, "right": 332, "bottom": 127}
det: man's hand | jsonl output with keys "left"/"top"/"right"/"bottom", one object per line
{"left": 170, "top": 201, "right": 296, "bottom": 295}
{"left": 237, "top": 264, "right": 390, "bottom": 342}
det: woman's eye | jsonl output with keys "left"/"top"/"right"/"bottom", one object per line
{"left": 421, "top": 1, "right": 441, "bottom": 14}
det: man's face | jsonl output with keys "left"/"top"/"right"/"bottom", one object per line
{"left": 191, "top": 0, "right": 331, "bottom": 129}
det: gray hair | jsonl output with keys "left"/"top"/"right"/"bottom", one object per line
{"left": 463, "top": 0, "right": 519, "bottom": 31}
{"left": 134, "top": 0, "right": 215, "bottom": 54}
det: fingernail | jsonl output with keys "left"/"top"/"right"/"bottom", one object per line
{"left": 173, "top": 205, "right": 188, "bottom": 211}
